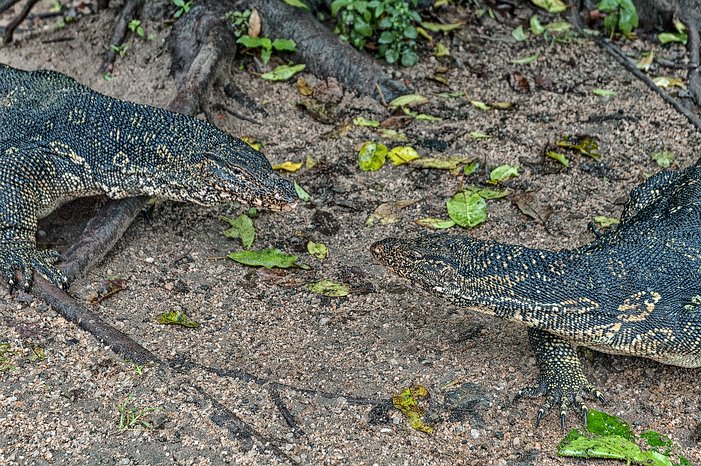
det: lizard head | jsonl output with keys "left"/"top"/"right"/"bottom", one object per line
{"left": 193, "top": 136, "right": 299, "bottom": 211}
{"left": 371, "top": 235, "right": 464, "bottom": 294}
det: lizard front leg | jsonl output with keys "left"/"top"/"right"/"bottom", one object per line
{"left": 514, "top": 328, "right": 606, "bottom": 430}
{"left": 0, "top": 146, "right": 74, "bottom": 290}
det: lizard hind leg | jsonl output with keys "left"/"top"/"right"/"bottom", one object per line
{"left": 513, "top": 328, "right": 605, "bottom": 430}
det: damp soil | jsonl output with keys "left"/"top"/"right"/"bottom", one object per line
{"left": 1, "top": 1, "right": 700, "bottom": 465}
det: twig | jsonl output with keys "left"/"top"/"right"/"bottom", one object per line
{"left": 0, "top": 0, "right": 21, "bottom": 16}
{"left": 686, "top": 23, "right": 701, "bottom": 106}
{"left": 268, "top": 384, "right": 306, "bottom": 436}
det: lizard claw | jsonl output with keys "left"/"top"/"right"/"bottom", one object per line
{"left": 0, "top": 242, "right": 68, "bottom": 292}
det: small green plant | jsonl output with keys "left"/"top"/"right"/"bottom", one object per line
{"left": 331, "top": 0, "right": 422, "bottom": 66}
{"left": 117, "top": 394, "right": 159, "bottom": 431}
{"left": 224, "top": 9, "right": 251, "bottom": 39}
{"left": 0, "top": 343, "right": 16, "bottom": 372}
{"left": 597, "top": 0, "right": 638, "bottom": 37}
{"left": 236, "top": 35, "right": 296, "bottom": 65}
{"left": 132, "top": 364, "right": 145, "bottom": 376}
{"left": 111, "top": 44, "right": 129, "bottom": 58}
{"left": 172, "top": 0, "right": 193, "bottom": 18}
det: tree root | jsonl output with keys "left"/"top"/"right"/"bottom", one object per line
{"left": 2, "top": 0, "right": 39, "bottom": 44}
{"left": 98, "top": 0, "right": 144, "bottom": 73}
{"left": 250, "top": 0, "right": 410, "bottom": 101}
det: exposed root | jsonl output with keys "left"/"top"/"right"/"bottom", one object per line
{"left": 2, "top": 0, "right": 39, "bottom": 44}
{"left": 251, "top": 0, "right": 410, "bottom": 101}
{"left": 99, "top": 0, "right": 144, "bottom": 73}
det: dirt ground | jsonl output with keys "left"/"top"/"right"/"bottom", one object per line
{"left": 1, "top": 1, "right": 700, "bottom": 465}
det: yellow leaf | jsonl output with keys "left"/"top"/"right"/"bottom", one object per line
{"left": 272, "top": 161, "right": 303, "bottom": 172}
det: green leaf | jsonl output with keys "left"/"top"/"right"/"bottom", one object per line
{"left": 470, "top": 100, "right": 490, "bottom": 111}
{"left": 237, "top": 35, "right": 263, "bottom": 48}
{"left": 282, "top": 0, "right": 309, "bottom": 9}
{"left": 558, "top": 431, "right": 638, "bottom": 460}
{"left": 260, "top": 48, "right": 272, "bottom": 65}
{"left": 593, "top": 216, "right": 619, "bottom": 228}
{"left": 261, "top": 64, "right": 306, "bottom": 81}
{"left": 415, "top": 217, "right": 456, "bottom": 229}
{"left": 469, "top": 131, "right": 491, "bottom": 140}
{"left": 530, "top": 15, "right": 545, "bottom": 35}
{"left": 307, "top": 279, "right": 349, "bottom": 297}
{"left": 546, "top": 151, "right": 570, "bottom": 167}
{"left": 592, "top": 88, "right": 616, "bottom": 96}
{"left": 389, "top": 93, "right": 429, "bottom": 108}
{"left": 447, "top": 192, "right": 487, "bottom": 228}
{"left": 376, "top": 129, "right": 408, "bottom": 142}
{"left": 409, "top": 156, "right": 472, "bottom": 171}
{"left": 419, "top": 21, "right": 463, "bottom": 33}
{"left": 512, "top": 53, "right": 539, "bottom": 64}
{"left": 586, "top": 410, "right": 635, "bottom": 440}
{"left": 358, "top": 141, "right": 388, "bottom": 171}
{"left": 353, "top": 116, "right": 380, "bottom": 127}
{"left": 512, "top": 25, "right": 528, "bottom": 41}
{"left": 307, "top": 241, "right": 329, "bottom": 260}
{"left": 651, "top": 150, "right": 675, "bottom": 168}
{"left": 387, "top": 146, "right": 420, "bottom": 165}
{"left": 530, "top": 0, "right": 567, "bottom": 13}
{"left": 271, "top": 38, "right": 297, "bottom": 51}
{"left": 294, "top": 181, "right": 311, "bottom": 202}
{"left": 434, "top": 42, "right": 450, "bottom": 57}
{"left": 544, "top": 21, "right": 572, "bottom": 32}
{"left": 156, "top": 310, "right": 200, "bottom": 328}
{"left": 557, "top": 135, "right": 600, "bottom": 160}
{"left": 658, "top": 32, "right": 687, "bottom": 44}
{"left": 640, "top": 431, "right": 672, "bottom": 449}
{"left": 463, "top": 160, "right": 479, "bottom": 176}
{"left": 465, "top": 186, "right": 509, "bottom": 199}
{"left": 227, "top": 248, "right": 310, "bottom": 269}
{"left": 391, "top": 385, "right": 433, "bottom": 434}
{"left": 220, "top": 214, "right": 255, "bottom": 249}
{"left": 489, "top": 164, "right": 520, "bottom": 183}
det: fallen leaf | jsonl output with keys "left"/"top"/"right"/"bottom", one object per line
{"left": 420, "top": 21, "right": 463, "bottom": 33}
{"left": 353, "top": 116, "right": 381, "bottom": 127}
{"left": 248, "top": 8, "right": 261, "bottom": 37}
{"left": 282, "top": 0, "right": 308, "bottom": 9}
{"left": 651, "top": 150, "right": 675, "bottom": 168}
{"left": 447, "top": 192, "right": 487, "bottom": 228}
{"left": 434, "top": 42, "right": 450, "bottom": 56}
{"left": 512, "top": 25, "right": 528, "bottom": 41}
{"left": 546, "top": 151, "right": 570, "bottom": 167}
{"left": 593, "top": 216, "right": 619, "bottom": 228}
{"left": 89, "top": 278, "right": 128, "bottom": 304}
{"left": 512, "top": 53, "right": 539, "bottom": 65}
{"left": 592, "top": 88, "right": 616, "bottom": 97}
{"left": 358, "top": 141, "right": 388, "bottom": 171}
{"left": 376, "top": 129, "right": 408, "bottom": 142}
{"left": 227, "top": 248, "right": 310, "bottom": 269}
{"left": 156, "top": 310, "right": 200, "bottom": 328}
{"left": 652, "top": 76, "right": 686, "bottom": 88}
{"left": 530, "top": 0, "right": 567, "bottom": 13}
{"left": 636, "top": 51, "right": 654, "bottom": 71}
{"left": 489, "top": 164, "right": 520, "bottom": 183}
{"left": 415, "top": 217, "right": 456, "bottom": 229}
{"left": 366, "top": 199, "right": 418, "bottom": 226}
{"left": 305, "top": 155, "right": 316, "bottom": 169}
{"left": 463, "top": 160, "right": 479, "bottom": 176}
{"left": 470, "top": 100, "right": 490, "bottom": 111}
{"left": 272, "top": 161, "right": 303, "bottom": 172}
{"left": 557, "top": 135, "right": 600, "bottom": 160}
{"left": 220, "top": 214, "right": 255, "bottom": 249}
{"left": 307, "top": 241, "right": 329, "bottom": 260}
{"left": 391, "top": 385, "right": 433, "bottom": 434}
{"left": 509, "top": 71, "right": 531, "bottom": 93}
{"left": 296, "top": 76, "right": 313, "bottom": 96}
{"left": 469, "top": 131, "right": 491, "bottom": 140}
{"left": 387, "top": 146, "right": 420, "bottom": 165}
{"left": 389, "top": 94, "right": 429, "bottom": 108}
{"left": 261, "top": 64, "right": 306, "bottom": 81}
{"left": 511, "top": 193, "right": 552, "bottom": 224}
{"left": 410, "top": 156, "right": 472, "bottom": 172}
{"left": 294, "top": 181, "right": 311, "bottom": 201}
{"left": 307, "top": 279, "right": 349, "bottom": 297}
{"left": 465, "top": 186, "right": 509, "bottom": 199}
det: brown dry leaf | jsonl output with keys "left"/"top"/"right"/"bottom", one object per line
{"left": 256, "top": 268, "right": 306, "bottom": 288}
{"left": 248, "top": 8, "right": 261, "bottom": 37}
{"left": 296, "top": 77, "right": 314, "bottom": 96}
{"left": 511, "top": 193, "right": 552, "bottom": 225}
{"left": 366, "top": 200, "right": 419, "bottom": 226}
{"left": 297, "top": 98, "right": 338, "bottom": 124}
{"left": 381, "top": 115, "right": 413, "bottom": 129}
{"left": 314, "top": 77, "right": 344, "bottom": 104}
{"left": 509, "top": 71, "right": 530, "bottom": 93}
{"left": 89, "top": 278, "right": 128, "bottom": 304}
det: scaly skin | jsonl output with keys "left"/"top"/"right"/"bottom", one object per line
{"left": 0, "top": 64, "right": 297, "bottom": 290}
{"left": 372, "top": 159, "right": 701, "bottom": 428}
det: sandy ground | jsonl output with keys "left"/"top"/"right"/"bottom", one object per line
{"left": 0, "top": 1, "right": 700, "bottom": 465}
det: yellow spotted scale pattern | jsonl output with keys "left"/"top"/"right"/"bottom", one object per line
{"left": 372, "top": 159, "right": 701, "bottom": 427}
{"left": 0, "top": 64, "right": 297, "bottom": 290}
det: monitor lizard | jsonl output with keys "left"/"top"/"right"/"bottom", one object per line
{"left": 0, "top": 64, "right": 297, "bottom": 291}
{"left": 372, "top": 159, "right": 701, "bottom": 428}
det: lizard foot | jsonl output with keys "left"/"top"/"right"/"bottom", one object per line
{"left": 516, "top": 328, "right": 606, "bottom": 430}
{"left": 0, "top": 242, "right": 68, "bottom": 292}
{"left": 514, "top": 374, "right": 606, "bottom": 430}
